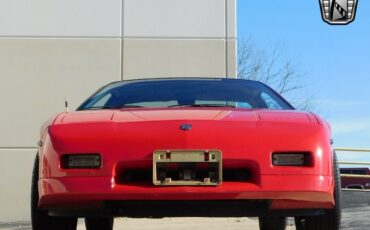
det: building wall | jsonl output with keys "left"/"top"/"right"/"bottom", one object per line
{"left": 0, "top": 0, "right": 236, "bottom": 221}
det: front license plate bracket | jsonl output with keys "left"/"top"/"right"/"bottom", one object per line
{"left": 153, "top": 150, "right": 222, "bottom": 186}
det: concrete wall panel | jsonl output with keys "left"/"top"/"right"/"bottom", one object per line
{"left": 227, "top": 0, "right": 237, "bottom": 38}
{"left": 0, "top": 149, "right": 36, "bottom": 222}
{"left": 124, "top": 0, "right": 225, "bottom": 38}
{"left": 0, "top": 38, "right": 121, "bottom": 147}
{"left": 123, "top": 39, "right": 226, "bottom": 79}
{"left": 0, "top": 0, "right": 122, "bottom": 37}
{"left": 227, "top": 39, "right": 237, "bottom": 78}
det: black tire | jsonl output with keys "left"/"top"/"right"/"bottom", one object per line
{"left": 259, "top": 216, "right": 287, "bottom": 230}
{"left": 31, "top": 154, "right": 78, "bottom": 230}
{"left": 85, "top": 217, "right": 114, "bottom": 230}
{"left": 295, "top": 152, "right": 341, "bottom": 230}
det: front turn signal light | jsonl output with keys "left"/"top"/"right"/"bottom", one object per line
{"left": 61, "top": 154, "right": 101, "bottom": 169}
{"left": 272, "top": 152, "right": 311, "bottom": 166}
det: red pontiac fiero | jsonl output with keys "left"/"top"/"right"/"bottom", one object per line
{"left": 32, "top": 78, "right": 341, "bottom": 230}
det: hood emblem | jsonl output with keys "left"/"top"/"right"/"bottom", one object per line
{"left": 180, "top": 124, "right": 192, "bottom": 131}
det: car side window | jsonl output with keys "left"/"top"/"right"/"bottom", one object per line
{"left": 352, "top": 169, "right": 366, "bottom": 175}
{"left": 261, "top": 92, "right": 283, "bottom": 110}
{"left": 236, "top": 102, "right": 253, "bottom": 108}
{"left": 85, "top": 93, "right": 112, "bottom": 108}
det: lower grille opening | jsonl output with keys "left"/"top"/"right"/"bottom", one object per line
{"left": 115, "top": 168, "right": 252, "bottom": 185}
{"left": 116, "top": 169, "right": 152, "bottom": 184}
{"left": 156, "top": 162, "right": 220, "bottom": 185}
{"left": 223, "top": 169, "right": 252, "bottom": 182}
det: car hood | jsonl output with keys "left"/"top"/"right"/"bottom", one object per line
{"left": 50, "top": 108, "right": 323, "bottom": 156}
{"left": 54, "top": 108, "right": 319, "bottom": 125}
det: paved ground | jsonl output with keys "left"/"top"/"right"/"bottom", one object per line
{"left": 80, "top": 217, "right": 296, "bottom": 230}
{"left": 341, "top": 205, "right": 370, "bottom": 230}
{"left": 1, "top": 206, "right": 369, "bottom": 230}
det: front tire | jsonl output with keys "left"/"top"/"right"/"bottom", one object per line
{"left": 259, "top": 216, "right": 287, "bottom": 230}
{"left": 295, "top": 152, "right": 341, "bottom": 230}
{"left": 85, "top": 217, "right": 114, "bottom": 230}
{"left": 31, "top": 154, "right": 78, "bottom": 230}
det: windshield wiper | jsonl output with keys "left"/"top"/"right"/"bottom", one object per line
{"left": 83, "top": 105, "right": 144, "bottom": 110}
{"left": 168, "top": 104, "right": 236, "bottom": 108}
{"left": 84, "top": 104, "right": 236, "bottom": 110}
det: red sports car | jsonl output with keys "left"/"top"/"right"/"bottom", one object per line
{"left": 31, "top": 78, "right": 341, "bottom": 230}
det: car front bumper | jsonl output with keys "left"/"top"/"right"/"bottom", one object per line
{"left": 39, "top": 174, "right": 335, "bottom": 217}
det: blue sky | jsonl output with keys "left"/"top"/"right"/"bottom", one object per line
{"left": 238, "top": 0, "right": 370, "bottom": 163}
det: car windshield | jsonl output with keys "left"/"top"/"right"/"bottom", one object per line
{"left": 78, "top": 78, "right": 294, "bottom": 110}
